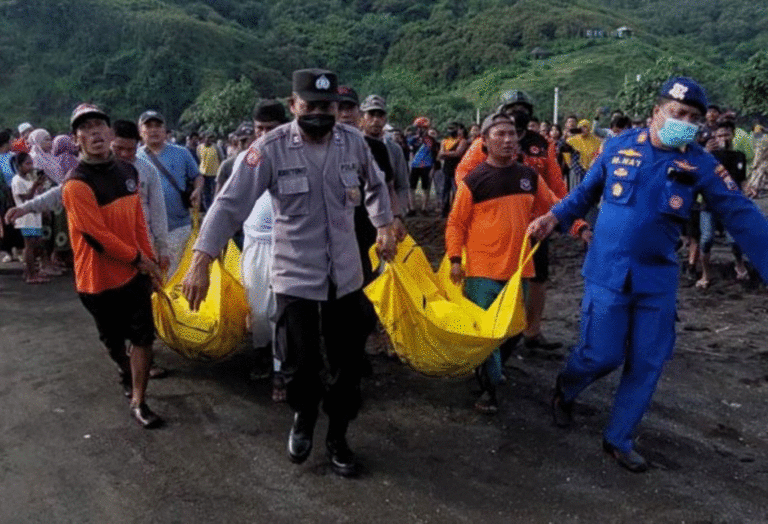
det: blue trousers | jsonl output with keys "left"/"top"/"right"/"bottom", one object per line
{"left": 559, "top": 281, "right": 676, "bottom": 452}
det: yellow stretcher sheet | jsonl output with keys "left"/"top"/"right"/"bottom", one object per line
{"left": 365, "top": 235, "right": 536, "bottom": 377}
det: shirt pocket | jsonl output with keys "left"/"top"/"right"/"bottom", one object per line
{"left": 340, "top": 169, "right": 362, "bottom": 208}
{"left": 604, "top": 179, "right": 635, "bottom": 205}
{"left": 658, "top": 169, "right": 696, "bottom": 223}
{"left": 603, "top": 165, "right": 638, "bottom": 205}
{"left": 277, "top": 175, "right": 309, "bottom": 216}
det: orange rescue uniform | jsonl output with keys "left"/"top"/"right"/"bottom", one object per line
{"left": 62, "top": 157, "right": 155, "bottom": 295}
{"left": 446, "top": 161, "right": 558, "bottom": 281}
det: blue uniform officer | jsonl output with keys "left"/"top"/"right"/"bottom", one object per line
{"left": 528, "top": 77, "right": 768, "bottom": 472}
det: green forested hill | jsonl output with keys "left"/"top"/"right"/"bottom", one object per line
{"left": 0, "top": 0, "right": 765, "bottom": 131}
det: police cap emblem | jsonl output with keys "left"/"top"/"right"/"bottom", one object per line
{"left": 125, "top": 178, "right": 137, "bottom": 193}
{"left": 315, "top": 75, "right": 331, "bottom": 91}
{"left": 668, "top": 83, "right": 689, "bottom": 101}
{"left": 520, "top": 178, "right": 532, "bottom": 191}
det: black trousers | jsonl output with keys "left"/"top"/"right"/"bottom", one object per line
{"left": 274, "top": 288, "right": 367, "bottom": 421}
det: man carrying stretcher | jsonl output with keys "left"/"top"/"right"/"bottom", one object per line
{"left": 446, "top": 112, "right": 588, "bottom": 413}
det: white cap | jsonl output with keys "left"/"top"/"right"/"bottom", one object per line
{"left": 18, "top": 122, "right": 33, "bottom": 134}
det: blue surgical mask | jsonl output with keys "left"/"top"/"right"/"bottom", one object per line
{"left": 657, "top": 117, "right": 699, "bottom": 148}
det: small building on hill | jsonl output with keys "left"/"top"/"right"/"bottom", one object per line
{"left": 530, "top": 47, "right": 552, "bottom": 60}
{"left": 614, "top": 26, "right": 633, "bottom": 38}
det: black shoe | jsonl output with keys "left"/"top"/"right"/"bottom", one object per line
{"left": 326, "top": 437, "right": 359, "bottom": 477}
{"left": 130, "top": 402, "right": 163, "bottom": 429}
{"left": 287, "top": 411, "right": 317, "bottom": 464}
{"left": 524, "top": 333, "right": 562, "bottom": 351}
{"left": 602, "top": 439, "right": 648, "bottom": 473}
{"left": 551, "top": 376, "right": 573, "bottom": 428}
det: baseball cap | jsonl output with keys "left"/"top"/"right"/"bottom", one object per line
{"left": 292, "top": 69, "right": 339, "bottom": 102}
{"left": 658, "top": 77, "right": 708, "bottom": 115}
{"left": 253, "top": 100, "right": 289, "bottom": 123}
{"left": 70, "top": 103, "right": 110, "bottom": 132}
{"left": 577, "top": 119, "right": 592, "bottom": 129}
{"left": 480, "top": 112, "right": 514, "bottom": 135}
{"left": 360, "top": 95, "right": 387, "bottom": 113}
{"left": 17, "top": 122, "right": 33, "bottom": 134}
{"left": 138, "top": 110, "right": 165, "bottom": 126}
{"left": 234, "top": 121, "right": 255, "bottom": 139}
{"left": 413, "top": 117, "right": 430, "bottom": 128}
{"left": 337, "top": 86, "right": 359, "bottom": 106}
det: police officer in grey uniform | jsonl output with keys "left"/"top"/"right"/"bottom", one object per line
{"left": 182, "top": 69, "right": 396, "bottom": 477}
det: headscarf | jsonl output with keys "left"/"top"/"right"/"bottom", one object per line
{"left": 53, "top": 135, "right": 79, "bottom": 180}
{"left": 28, "top": 129, "right": 63, "bottom": 184}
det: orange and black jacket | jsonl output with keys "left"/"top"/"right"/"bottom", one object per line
{"left": 456, "top": 133, "right": 587, "bottom": 236}
{"left": 62, "top": 158, "right": 155, "bottom": 295}
{"left": 446, "top": 161, "right": 558, "bottom": 281}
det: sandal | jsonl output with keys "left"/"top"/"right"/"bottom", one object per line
{"left": 694, "top": 278, "right": 710, "bottom": 289}
{"left": 474, "top": 390, "right": 498, "bottom": 414}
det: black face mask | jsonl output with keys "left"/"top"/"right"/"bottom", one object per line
{"left": 298, "top": 114, "right": 335, "bottom": 139}
{"left": 510, "top": 109, "right": 531, "bottom": 134}
{"left": 448, "top": 129, "right": 458, "bottom": 137}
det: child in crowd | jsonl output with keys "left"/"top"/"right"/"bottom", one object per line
{"left": 11, "top": 152, "right": 48, "bottom": 283}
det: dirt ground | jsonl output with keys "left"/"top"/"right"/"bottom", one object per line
{"left": 1, "top": 202, "right": 767, "bottom": 523}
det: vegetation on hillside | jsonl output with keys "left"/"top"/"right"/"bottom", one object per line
{"left": 0, "top": 0, "right": 766, "bottom": 133}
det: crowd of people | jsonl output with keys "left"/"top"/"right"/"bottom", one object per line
{"left": 2, "top": 70, "right": 768, "bottom": 477}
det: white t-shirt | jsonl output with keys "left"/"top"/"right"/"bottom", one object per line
{"left": 11, "top": 174, "right": 43, "bottom": 230}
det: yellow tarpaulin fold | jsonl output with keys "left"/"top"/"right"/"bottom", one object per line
{"left": 365, "top": 235, "right": 536, "bottom": 377}
{"left": 152, "top": 217, "right": 249, "bottom": 362}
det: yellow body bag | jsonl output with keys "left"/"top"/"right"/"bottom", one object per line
{"left": 152, "top": 222, "right": 249, "bottom": 362}
{"left": 365, "top": 235, "right": 536, "bottom": 377}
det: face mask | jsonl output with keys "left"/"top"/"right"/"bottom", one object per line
{"left": 657, "top": 117, "right": 698, "bottom": 148}
{"left": 448, "top": 128, "right": 458, "bottom": 137}
{"left": 297, "top": 114, "right": 335, "bottom": 139}
{"left": 510, "top": 109, "right": 531, "bottom": 134}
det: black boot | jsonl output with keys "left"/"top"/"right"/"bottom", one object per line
{"left": 326, "top": 418, "right": 358, "bottom": 477}
{"left": 287, "top": 410, "right": 317, "bottom": 464}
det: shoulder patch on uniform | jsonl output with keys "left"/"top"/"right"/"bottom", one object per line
{"left": 246, "top": 147, "right": 261, "bottom": 167}
{"left": 715, "top": 164, "right": 739, "bottom": 191}
{"left": 636, "top": 132, "right": 648, "bottom": 144}
{"left": 673, "top": 159, "right": 698, "bottom": 171}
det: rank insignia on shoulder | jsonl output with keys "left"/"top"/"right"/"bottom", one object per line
{"left": 614, "top": 168, "right": 629, "bottom": 177}
{"left": 721, "top": 174, "right": 739, "bottom": 191}
{"left": 612, "top": 182, "right": 623, "bottom": 197}
{"left": 669, "top": 195, "right": 684, "bottom": 210}
{"left": 246, "top": 147, "right": 261, "bottom": 167}
{"left": 617, "top": 148, "right": 642, "bottom": 158}
{"left": 673, "top": 159, "right": 698, "bottom": 171}
{"left": 636, "top": 132, "right": 648, "bottom": 143}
